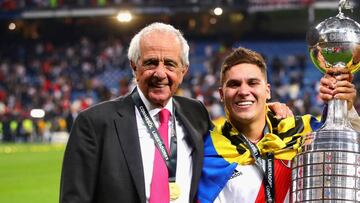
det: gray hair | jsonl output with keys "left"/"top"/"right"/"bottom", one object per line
{"left": 127, "top": 22, "right": 190, "bottom": 67}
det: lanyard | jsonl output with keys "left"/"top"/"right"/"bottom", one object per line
{"left": 222, "top": 122, "right": 275, "bottom": 203}
{"left": 131, "top": 90, "right": 178, "bottom": 181}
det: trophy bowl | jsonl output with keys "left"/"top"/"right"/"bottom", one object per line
{"left": 307, "top": 14, "right": 360, "bottom": 73}
{"left": 291, "top": 5, "right": 360, "bottom": 202}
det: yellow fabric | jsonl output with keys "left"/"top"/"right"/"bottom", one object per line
{"left": 210, "top": 110, "right": 315, "bottom": 165}
{"left": 347, "top": 58, "right": 360, "bottom": 73}
{"left": 212, "top": 116, "right": 226, "bottom": 127}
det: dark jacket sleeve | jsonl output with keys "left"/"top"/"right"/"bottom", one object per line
{"left": 60, "top": 112, "right": 99, "bottom": 203}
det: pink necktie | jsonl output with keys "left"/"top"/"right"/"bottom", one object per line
{"left": 149, "top": 109, "right": 171, "bottom": 203}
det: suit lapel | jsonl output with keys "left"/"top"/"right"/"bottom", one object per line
{"left": 173, "top": 99, "right": 203, "bottom": 202}
{"left": 115, "top": 92, "right": 146, "bottom": 203}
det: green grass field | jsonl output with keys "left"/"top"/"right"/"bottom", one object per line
{"left": 0, "top": 144, "right": 65, "bottom": 203}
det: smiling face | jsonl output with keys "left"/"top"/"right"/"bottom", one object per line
{"left": 132, "top": 31, "right": 188, "bottom": 107}
{"left": 219, "top": 63, "right": 270, "bottom": 127}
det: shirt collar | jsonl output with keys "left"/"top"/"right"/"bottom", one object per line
{"left": 136, "top": 86, "right": 173, "bottom": 117}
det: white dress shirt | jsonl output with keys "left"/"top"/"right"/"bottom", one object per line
{"left": 135, "top": 87, "right": 193, "bottom": 203}
{"left": 349, "top": 106, "right": 360, "bottom": 132}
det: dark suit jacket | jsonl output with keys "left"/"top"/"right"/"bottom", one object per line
{"left": 60, "top": 90, "right": 212, "bottom": 203}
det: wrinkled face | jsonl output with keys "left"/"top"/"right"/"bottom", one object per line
{"left": 132, "top": 32, "right": 188, "bottom": 107}
{"left": 219, "top": 63, "right": 270, "bottom": 126}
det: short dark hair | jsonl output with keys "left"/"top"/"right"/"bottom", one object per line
{"left": 220, "top": 47, "right": 267, "bottom": 85}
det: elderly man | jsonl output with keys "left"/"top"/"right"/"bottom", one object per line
{"left": 60, "top": 22, "right": 212, "bottom": 203}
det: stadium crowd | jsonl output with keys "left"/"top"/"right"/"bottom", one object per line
{"left": 1, "top": 36, "right": 359, "bottom": 143}
{"left": 0, "top": 0, "right": 227, "bottom": 11}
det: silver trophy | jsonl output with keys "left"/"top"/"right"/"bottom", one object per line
{"left": 292, "top": 0, "right": 360, "bottom": 202}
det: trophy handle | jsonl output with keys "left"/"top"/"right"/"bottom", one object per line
{"left": 338, "top": 0, "right": 347, "bottom": 14}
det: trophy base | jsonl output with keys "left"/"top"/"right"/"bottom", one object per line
{"left": 292, "top": 129, "right": 360, "bottom": 202}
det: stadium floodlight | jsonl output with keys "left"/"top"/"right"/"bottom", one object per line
{"left": 8, "top": 22, "right": 16, "bottom": 30}
{"left": 30, "top": 109, "right": 45, "bottom": 118}
{"left": 116, "top": 10, "right": 132, "bottom": 23}
{"left": 210, "top": 17, "right": 217, "bottom": 25}
{"left": 213, "top": 7, "right": 223, "bottom": 16}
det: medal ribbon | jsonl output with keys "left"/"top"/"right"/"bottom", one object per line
{"left": 132, "top": 89, "right": 178, "bottom": 181}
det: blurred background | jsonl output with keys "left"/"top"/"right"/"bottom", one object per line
{"left": 0, "top": 0, "right": 359, "bottom": 202}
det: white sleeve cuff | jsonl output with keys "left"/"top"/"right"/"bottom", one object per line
{"left": 348, "top": 106, "right": 360, "bottom": 132}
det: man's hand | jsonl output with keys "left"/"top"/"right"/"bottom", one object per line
{"left": 268, "top": 102, "right": 294, "bottom": 119}
{"left": 319, "top": 68, "right": 356, "bottom": 110}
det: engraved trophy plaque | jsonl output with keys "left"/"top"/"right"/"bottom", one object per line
{"left": 292, "top": 0, "right": 360, "bottom": 202}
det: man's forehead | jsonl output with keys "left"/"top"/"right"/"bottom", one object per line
{"left": 141, "top": 56, "right": 178, "bottom": 61}
{"left": 228, "top": 64, "right": 265, "bottom": 76}
{"left": 140, "top": 45, "right": 181, "bottom": 62}
{"left": 225, "top": 75, "right": 264, "bottom": 82}
{"left": 140, "top": 35, "right": 180, "bottom": 51}
{"left": 223, "top": 66, "right": 266, "bottom": 83}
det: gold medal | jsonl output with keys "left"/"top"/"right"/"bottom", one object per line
{"left": 169, "top": 182, "right": 181, "bottom": 200}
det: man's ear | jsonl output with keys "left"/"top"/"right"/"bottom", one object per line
{"left": 182, "top": 65, "right": 189, "bottom": 75}
{"left": 266, "top": 83, "right": 271, "bottom": 100}
{"left": 219, "top": 87, "right": 224, "bottom": 102}
{"left": 130, "top": 61, "right": 137, "bottom": 71}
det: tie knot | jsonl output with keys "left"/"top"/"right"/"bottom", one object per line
{"left": 159, "top": 109, "right": 171, "bottom": 125}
